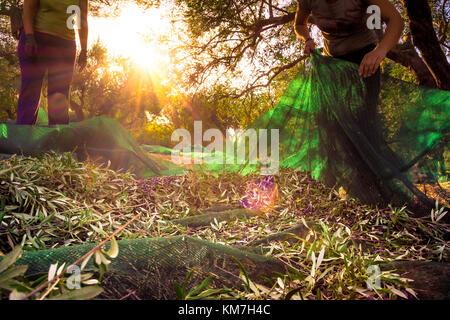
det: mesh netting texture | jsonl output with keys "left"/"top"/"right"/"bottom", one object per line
{"left": 16, "top": 236, "right": 286, "bottom": 299}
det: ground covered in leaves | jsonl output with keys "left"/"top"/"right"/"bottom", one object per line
{"left": 0, "top": 153, "right": 449, "bottom": 300}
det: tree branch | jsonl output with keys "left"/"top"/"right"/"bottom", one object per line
{"left": 375, "top": 29, "right": 436, "bottom": 87}
{"left": 403, "top": 0, "right": 450, "bottom": 90}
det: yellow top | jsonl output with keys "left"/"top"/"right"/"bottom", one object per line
{"left": 34, "top": 0, "right": 81, "bottom": 41}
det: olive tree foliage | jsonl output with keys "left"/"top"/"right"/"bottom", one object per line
{"left": 0, "top": 7, "right": 19, "bottom": 121}
{"left": 172, "top": 0, "right": 449, "bottom": 93}
{"left": 70, "top": 40, "right": 162, "bottom": 130}
{"left": 158, "top": 0, "right": 448, "bottom": 129}
{"left": 171, "top": 0, "right": 304, "bottom": 97}
{"left": 151, "top": 0, "right": 307, "bottom": 129}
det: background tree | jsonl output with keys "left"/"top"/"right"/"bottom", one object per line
{"left": 0, "top": 4, "right": 20, "bottom": 121}
{"left": 71, "top": 41, "right": 163, "bottom": 134}
{"left": 157, "top": 0, "right": 448, "bottom": 134}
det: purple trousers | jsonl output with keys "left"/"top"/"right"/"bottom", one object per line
{"left": 17, "top": 31, "right": 76, "bottom": 125}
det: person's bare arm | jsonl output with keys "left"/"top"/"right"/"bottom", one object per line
{"left": 295, "top": 2, "right": 316, "bottom": 56}
{"left": 22, "top": 0, "right": 40, "bottom": 59}
{"left": 23, "top": 0, "right": 39, "bottom": 35}
{"left": 78, "top": 0, "right": 89, "bottom": 70}
{"left": 359, "top": 0, "right": 404, "bottom": 77}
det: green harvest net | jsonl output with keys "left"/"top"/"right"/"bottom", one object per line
{"left": 0, "top": 116, "right": 184, "bottom": 178}
{"left": 16, "top": 235, "right": 287, "bottom": 299}
{"left": 245, "top": 53, "right": 449, "bottom": 208}
{"left": 0, "top": 53, "right": 449, "bottom": 299}
{"left": 143, "top": 52, "right": 449, "bottom": 208}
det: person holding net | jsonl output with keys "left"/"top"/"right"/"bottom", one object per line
{"left": 290, "top": 0, "right": 440, "bottom": 207}
{"left": 17, "top": 0, "right": 89, "bottom": 125}
{"left": 295, "top": 0, "right": 403, "bottom": 139}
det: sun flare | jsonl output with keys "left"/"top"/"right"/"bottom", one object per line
{"left": 89, "top": 3, "right": 172, "bottom": 74}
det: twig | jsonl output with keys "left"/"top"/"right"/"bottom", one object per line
{"left": 119, "top": 289, "right": 141, "bottom": 300}
{"left": 39, "top": 278, "right": 61, "bottom": 300}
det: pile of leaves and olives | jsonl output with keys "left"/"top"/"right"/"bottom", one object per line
{"left": 0, "top": 153, "right": 448, "bottom": 300}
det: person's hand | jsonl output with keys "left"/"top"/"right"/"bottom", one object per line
{"left": 78, "top": 50, "right": 87, "bottom": 71}
{"left": 359, "top": 47, "right": 387, "bottom": 78}
{"left": 303, "top": 38, "right": 316, "bottom": 57}
{"left": 24, "top": 34, "right": 38, "bottom": 60}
